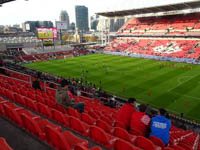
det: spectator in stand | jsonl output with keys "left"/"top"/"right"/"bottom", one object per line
{"left": 150, "top": 108, "right": 171, "bottom": 146}
{"left": 116, "top": 98, "right": 137, "bottom": 130}
{"left": 32, "top": 78, "right": 42, "bottom": 91}
{"left": 130, "top": 104, "right": 151, "bottom": 136}
{"left": 55, "top": 79, "right": 85, "bottom": 113}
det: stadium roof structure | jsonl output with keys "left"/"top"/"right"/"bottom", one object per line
{"left": 97, "top": 0, "right": 200, "bottom": 17}
{"left": 0, "top": 0, "right": 15, "bottom": 5}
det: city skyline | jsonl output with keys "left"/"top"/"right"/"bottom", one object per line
{"left": 0, "top": 0, "right": 193, "bottom": 26}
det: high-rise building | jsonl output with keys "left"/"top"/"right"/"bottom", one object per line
{"left": 90, "top": 15, "right": 99, "bottom": 31}
{"left": 75, "top": 5, "right": 89, "bottom": 32}
{"left": 59, "top": 11, "right": 70, "bottom": 30}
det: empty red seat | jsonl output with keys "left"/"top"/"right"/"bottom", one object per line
{"left": 114, "top": 139, "right": 141, "bottom": 150}
{"left": 0, "top": 137, "right": 13, "bottom": 150}
{"left": 100, "top": 116, "right": 114, "bottom": 126}
{"left": 25, "top": 98, "right": 38, "bottom": 112}
{"left": 45, "top": 125, "right": 88, "bottom": 150}
{"left": 89, "top": 126, "right": 117, "bottom": 149}
{"left": 67, "top": 107, "right": 81, "bottom": 119}
{"left": 56, "top": 104, "right": 67, "bottom": 113}
{"left": 149, "top": 136, "right": 165, "bottom": 149}
{"left": 37, "top": 103, "right": 52, "bottom": 119}
{"left": 14, "top": 93, "right": 26, "bottom": 106}
{"left": 45, "top": 99, "right": 56, "bottom": 108}
{"left": 113, "top": 127, "right": 136, "bottom": 144}
{"left": 135, "top": 136, "right": 161, "bottom": 150}
{"left": 51, "top": 108, "right": 69, "bottom": 127}
{"left": 0, "top": 100, "right": 8, "bottom": 116}
{"left": 96, "top": 119, "right": 114, "bottom": 134}
{"left": 170, "top": 145, "right": 185, "bottom": 150}
{"left": 21, "top": 113, "right": 61, "bottom": 141}
{"left": 75, "top": 144, "right": 102, "bottom": 150}
{"left": 81, "top": 113, "right": 96, "bottom": 125}
{"left": 88, "top": 111, "right": 99, "bottom": 120}
{"left": 36, "top": 95, "right": 45, "bottom": 104}
{"left": 27, "top": 92, "right": 36, "bottom": 100}
{"left": 3, "top": 104, "right": 25, "bottom": 127}
{"left": 5, "top": 90, "right": 15, "bottom": 101}
{"left": 69, "top": 116, "right": 90, "bottom": 136}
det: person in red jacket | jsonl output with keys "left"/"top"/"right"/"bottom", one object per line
{"left": 130, "top": 104, "right": 150, "bottom": 136}
{"left": 116, "top": 98, "right": 137, "bottom": 130}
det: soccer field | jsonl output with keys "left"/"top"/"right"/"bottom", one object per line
{"left": 24, "top": 54, "right": 200, "bottom": 122}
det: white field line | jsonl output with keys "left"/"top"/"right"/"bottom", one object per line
{"left": 167, "top": 75, "right": 198, "bottom": 92}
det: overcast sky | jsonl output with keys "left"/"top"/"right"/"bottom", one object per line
{"left": 0, "top": 0, "right": 193, "bottom": 26}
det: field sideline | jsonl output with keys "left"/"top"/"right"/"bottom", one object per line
{"left": 24, "top": 54, "right": 200, "bottom": 122}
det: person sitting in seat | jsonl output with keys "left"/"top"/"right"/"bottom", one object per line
{"left": 32, "top": 78, "right": 42, "bottom": 91}
{"left": 150, "top": 108, "right": 171, "bottom": 146}
{"left": 116, "top": 98, "right": 137, "bottom": 130}
{"left": 130, "top": 104, "right": 151, "bottom": 136}
{"left": 55, "top": 79, "right": 85, "bottom": 113}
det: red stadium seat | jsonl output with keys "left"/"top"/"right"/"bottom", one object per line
{"left": 37, "top": 103, "right": 52, "bottom": 119}
{"left": 67, "top": 107, "right": 81, "bottom": 119}
{"left": 89, "top": 126, "right": 117, "bottom": 149}
{"left": 21, "top": 113, "right": 61, "bottom": 141}
{"left": 113, "top": 127, "right": 136, "bottom": 144}
{"left": 88, "top": 111, "right": 100, "bottom": 120}
{"left": 69, "top": 116, "right": 90, "bottom": 136}
{"left": 3, "top": 104, "right": 25, "bottom": 127}
{"left": 114, "top": 139, "right": 142, "bottom": 150}
{"left": 36, "top": 95, "right": 46, "bottom": 104}
{"left": 81, "top": 113, "right": 96, "bottom": 125}
{"left": 100, "top": 116, "right": 114, "bottom": 126}
{"left": 14, "top": 93, "right": 26, "bottom": 106}
{"left": 96, "top": 119, "right": 114, "bottom": 134}
{"left": 56, "top": 104, "right": 67, "bottom": 113}
{"left": 170, "top": 145, "right": 185, "bottom": 150}
{"left": 135, "top": 136, "right": 161, "bottom": 150}
{"left": 0, "top": 137, "right": 13, "bottom": 150}
{"left": 45, "top": 125, "right": 88, "bottom": 150}
{"left": 24, "top": 97, "right": 38, "bottom": 112}
{"left": 75, "top": 144, "right": 102, "bottom": 150}
{"left": 149, "top": 136, "right": 165, "bottom": 149}
{"left": 51, "top": 108, "right": 69, "bottom": 127}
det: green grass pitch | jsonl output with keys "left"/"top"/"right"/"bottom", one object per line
{"left": 24, "top": 54, "right": 200, "bottom": 122}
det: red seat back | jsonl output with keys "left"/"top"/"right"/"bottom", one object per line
{"left": 37, "top": 103, "right": 52, "bottom": 118}
{"left": 68, "top": 107, "right": 81, "bottom": 119}
{"left": 3, "top": 104, "right": 23, "bottom": 127}
{"left": 96, "top": 120, "right": 113, "bottom": 134}
{"left": 45, "top": 125, "right": 70, "bottom": 150}
{"left": 135, "top": 136, "right": 157, "bottom": 150}
{"left": 113, "top": 127, "right": 131, "bottom": 142}
{"left": 114, "top": 139, "right": 141, "bottom": 150}
{"left": 0, "top": 137, "right": 13, "bottom": 150}
{"left": 89, "top": 126, "right": 110, "bottom": 145}
{"left": 51, "top": 108, "right": 69, "bottom": 127}
{"left": 20, "top": 113, "right": 44, "bottom": 140}
{"left": 81, "top": 113, "right": 95, "bottom": 125}
{"left": 69, "top": 116, "right": 89, "bottom": 136}
{"left": 149, "top": 136, "right": 165, "bottom": 149}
